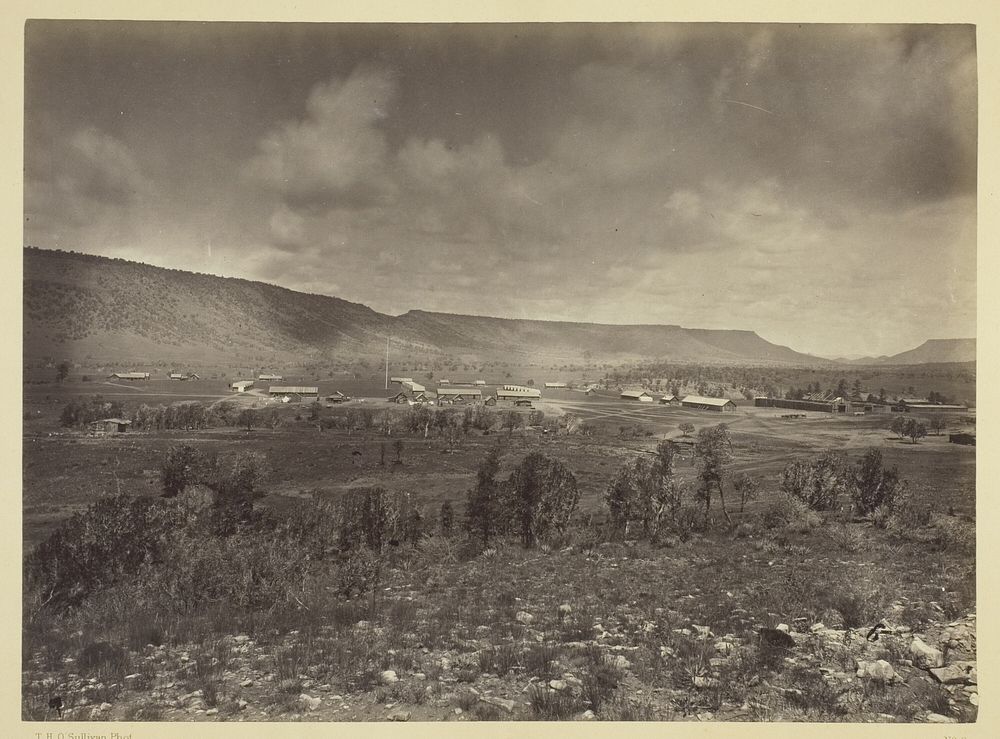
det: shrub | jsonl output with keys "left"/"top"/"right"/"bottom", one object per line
{"left": 528, "top": 685, "right": 581, "bottom": 720}
{"left": 26, "top": 493, "right": 171, "bottom": 609}
{"left": 781, "top": 453, "right": 847, "bottom": 511}
{"left": 850, "top": 449, "right": 904, "bottom": 517}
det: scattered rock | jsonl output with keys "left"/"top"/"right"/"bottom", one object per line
{"left": 388, "top": 710, "right": 411, "bottom": 721}
{"left": 380, "top": 670, "right": 399, "bottom": 685}
{"left": 910, "top": 637, "right": 945, "bottom": 669}
{"left": 205, "top": 708, "right": 218, "bottom": 716}
{"left": 482, "top": 696, "right": 515, "bottom": 712}
{"left": 926, "top": 712, "right": 957, "bottom": 723}
{"left": 693, "top": 676, "right": 720, "bottom": 689}
{"left": 581, "top": 709, "right": 595, "bottom": 720}
{"left": 714, "top": 640, "right": 735, "bottom": 655}
{"left": 237, "top": 699, "right": 248, "bottom": 711}
{"left": 240, "top": 678, "right": 253, "bottom": 688}
{"left": 299, "top": 694, "right": 321, "bottom": 711}
{"left": 515, "top": 611, "right": 535, "bottom": 625}
{"left": 856, "top": 660, "right": 898, "bottom": 682}
{"left": 605, "top": 654, "right": 631, "bottom": 671}
{"left": 930, "top": 662, "right": 977, "bottom": 685}
{"left": 810, "top": 623, "right": 826, "bottom": 633}
{"left": 413, "top": 672, "right": 426, "bottom": 680}
{"left": 549, "top": 680, "right": 567, "bottom": 691}
{"left": 776, "top": 624, "right": 790, "bottom": 633}
{"left": 233, "top": 635, "right": 250, "bottom": 644}
{"left": 759, "top": 628, "right": 796, "bottom": 650}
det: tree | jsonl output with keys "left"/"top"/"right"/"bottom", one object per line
{"left": 678, "top": 422, "right": 695, "bottom": 437}
{"left": 238, "top": 408, "right": 256, "bottom": 431}
{"left": 507, "top": 452, "right": 580, "bottom": 548}
{"left": 851, "top": 378, "right": 863, "bottom": 397}
{"left": 850, "top": 448, "right": 903, "bottom": 516}
{"left": 502, "top": 410, "right": 524, "bottom": 438}
{"left": 393, "top": 438, "right": 404, "bottom": 463}
{"left": 889, "top": 415, "right": 907, "bottom": 439}
{"left": 732, "top": 473, "right": 760, "bottom": 514}
{"left": 466, "top": 446, "right": 503, "bottom": 546}
{"left": 929, "top": 416, "right": 948, "bottom": 436}
{"left": 56, "top": 361, "right": 71, "bottom": 383}
{"left": 904, "top": 418, "right": 927, "bottom": 444}
{"left": 605, "top": 462, "right": 639, "bottom": 539}
{"left": 160, "top": 444, "right": 205, "bottom": 498}
{"left": 693, "top": 424, "right": 733, "bottom": 525}
{"left": 308, "top": 401, "right": 322, "bottom": 422}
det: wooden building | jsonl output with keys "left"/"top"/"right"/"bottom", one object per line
{"left": 681, "top": 395, "right": 737, "bottom": 412}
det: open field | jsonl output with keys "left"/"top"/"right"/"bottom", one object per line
{"left": 22, "top": 378, "right": 977, "bottom": 723}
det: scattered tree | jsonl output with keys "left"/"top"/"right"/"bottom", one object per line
{"left": 693, "top": 424, "right": 733, "bottom": 525}
{"left": 238, "top": 408, "right": 256, "bottom": 431}
{"left": 508, "top": 452, "right": 580, "bottom": 548}
{"left": 732, "top": 473, "right": 761, "bottom": 514}
{"left": 466, "top": 447, "right": 504, "bottom": 546}
{"left": 56, "top": 361, "right": 71, "bottom": 383}
{"left": 678, "top": 422, "right": 695, "bottom": 437}
{"left": 904, "top": 418, "right": 927, "bottom": 444}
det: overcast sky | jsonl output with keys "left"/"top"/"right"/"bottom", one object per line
{"left": 24, "top": 22, "right": 976, "bottom": 358}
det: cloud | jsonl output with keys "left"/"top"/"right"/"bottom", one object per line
{"left": 244, "top": 66, "right": 398, "bottom": 213}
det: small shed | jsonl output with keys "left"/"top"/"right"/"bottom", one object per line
{"left": 659, "top": 394, "right": 680, "bottom": 404}
{"left": 230, "top": 380, "right": 255, "bottom": 392}
{"left": 109, "top": 372, "right": 150, "bottom": 380}
{"left": 90, "top": 418, "right": 131, "bottom": 434}
{"left": 325, "top": 391, "right": 350, "bottom": 404}
{"left": 545, "top": 382, "right": 568, "bottom": 389}
{"left": 474, "top": 380, "right": 486, "bottom": 386}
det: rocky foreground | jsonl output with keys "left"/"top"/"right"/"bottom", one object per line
{"left": 23, "top": 600, "right": 976, "bottom": 723}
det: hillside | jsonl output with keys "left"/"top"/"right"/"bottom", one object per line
{"left": 24, "top": 248, "right": 827, "bottom": 366}
{"left": 842, "top": 339, "right": 976, "bottom": 366}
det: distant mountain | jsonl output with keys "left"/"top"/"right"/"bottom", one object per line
{"left": 840, "top": 339, "right": 976, "bottom": 366}
{"left": 23, "top": 248, "right": 830, "bottom": 366}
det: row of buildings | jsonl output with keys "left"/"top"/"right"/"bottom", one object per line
{"left": 754, "top": 393, "right": 969, "bottom": 415}
{"left": 619, "top": 390, "right": 737, "bottom": 412}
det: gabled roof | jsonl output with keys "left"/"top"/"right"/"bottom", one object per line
{"left": 91, "top": 417, "right": 131, "bottom": 425}
{"left": 110, "top": 372, "right": 149, "bottom": 379}
{"left": 681, "top": 395, "right": 736, "bottom": 407}
{"left": 230, "top": 379, "right": 255, "bottom": 387}
{"left": 437, "top": 388, "right": 482, "bottom": 397}
{"left": 620, "top": 389, "right": 651, "bottom": 398}
{"left": 269, "top": 386, "right": 319, "bottom": 394}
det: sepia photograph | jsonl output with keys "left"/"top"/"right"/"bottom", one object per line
{"left": 21, "top": 18, "right": 978, "bottom": 725}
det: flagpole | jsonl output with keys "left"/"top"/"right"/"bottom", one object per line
{"left": 385, "top": 336, "right": 389, "bottom": 390}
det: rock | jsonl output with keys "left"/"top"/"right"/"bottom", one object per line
{"left": 856, "top": 660, "right": 898, "bottom": 682}
{"left": 581, "top": 709, "right": 595, "bottom": 720}
{"left": 605, "top": 654, "right": 631, "bottom": 670}
{"left": 233, "top": 635, "right": 250, "bottom": 644}
{"left": 380, "top": 670, "right": 399, "bottom": 685}
{"left": 693, "top": 676, "right": 720, "bottom": 689}
{"left": 970, "top": 693, "right": 979, "bottom": 706}
{"left": 759, "top": 628, "right": 796, "bottom": 650}
{"left": 930, "top": 662, "right": 977, "bottom": 685}
{"left": 927, "top": 712, "right": 957, "bottom": 723}
{"left": 558, "top": 604, "right": 573, "bottom": 618}
{"left": 388, "top": 710, "right": 411, "bottom": 721}
{"left": 910, "top": 637, "right": 945, "bottom": 669}
{"left": 482, "top": 696, "right": 515, "bottom": 712}
{"left": 413, "top": 672, "right": 426, "bottom": 680}
{"left": 549, "top": 680, "right": 567, "bottom": 691}
{"left": 776, "top": 623, "right": 790, "bottom": 633}
{"left": 205, "top": 708, "right": 218, "bottom": 715}
{"left": 299, "top": 694, "right": 321, "bottom": 711}
{"left": 693, "top": 624, "right": 712, "bottom": 637}
{"left": 714, "top": 640, "right": 735, "bottom": 655}
{"left": 515, "top": 611, "right": 535, "bottom": 625}
{"left": 240, "top": 678, "right": 253, "bottom": 687}
{"left": 810, "top": 623, "right": 826, "bottom": 633}
{"left": 237, "top": 699, "right": 248, "bottom": 711}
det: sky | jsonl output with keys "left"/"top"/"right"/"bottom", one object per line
{"left": 24, "top": 22, "right": 977, "bottom": 358}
